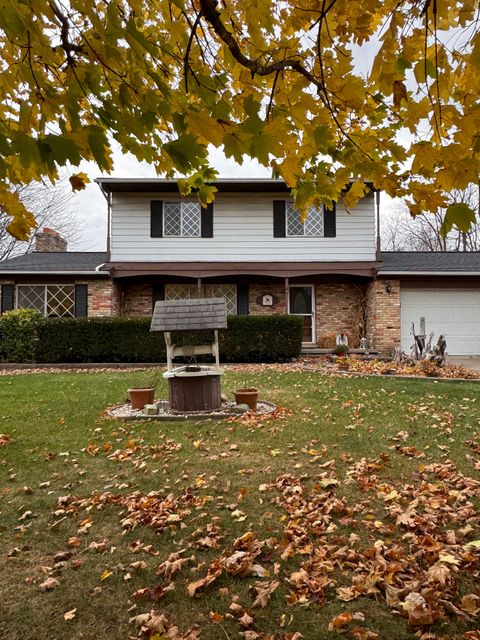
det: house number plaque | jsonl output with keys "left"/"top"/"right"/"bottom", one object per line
{"left": 256, "top": 294, "right": 278, "bottom": 307}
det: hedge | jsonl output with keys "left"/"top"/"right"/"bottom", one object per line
{"left": 0, "top": 314, "right": 303, "bottom": 363}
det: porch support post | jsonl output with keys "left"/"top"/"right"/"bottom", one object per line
{"left": 197, "top": 278, "right": 202, "bottom": 296}
{"left": 284, "top": 278, "right": 289, "bottom": 312}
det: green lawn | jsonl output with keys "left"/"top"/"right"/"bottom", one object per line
{"left": 1, "top": 367, "right": 479, "bottom": 640}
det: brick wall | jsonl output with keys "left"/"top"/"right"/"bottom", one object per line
{"left": 315, "top": 283, "right": 367, "bottom": 347}
{"left": 86, "top": 280, "right": 121, "bottom": 317}
{"left": 249, "top": 283, "right": 287, "bottom": 315}
{"left": 123, "top": 283, "right": 153, "bottom": 316}
{"left": 366, "top": 278, "right": 401, "bottom": 355}
{"left": 247, "top": 282, "right": 368, "bottom": 347}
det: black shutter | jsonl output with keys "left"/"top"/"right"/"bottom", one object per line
{"left": 324, "top": 203, "right": 336, "bottom": 237}
{"left": 201, "top": 203, "right": 214, "bottom": 238}
{"left": 237, "top": 284, "right": 249, "bottom": 316}
{"left": 151, "top": 201, "right": 163, "bottom": 237}
{"left": 75, "top": 284, "right": 88, "bottom": 317}
{"left": 1, "top": 284, "right": 14, "bottom": 314}
{"left": 273, "top": 200, "right": 286, "bottom": 237}
{"left": 152, "top": 284, "right": 165, "bottom": 312}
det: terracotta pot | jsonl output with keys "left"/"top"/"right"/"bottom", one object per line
{"left": 128, "top": 387, "right": 155, "bottom": 410}
{"left": 234, "top": 387, "right": 259, "bottom": 411}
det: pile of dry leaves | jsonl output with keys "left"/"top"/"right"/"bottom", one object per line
{"left": 42, "top": 431, "right": 480, "bottom": 640}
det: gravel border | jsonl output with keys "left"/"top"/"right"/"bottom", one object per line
{"left": 106, "top": 399, "right": 277, "bottom": 421}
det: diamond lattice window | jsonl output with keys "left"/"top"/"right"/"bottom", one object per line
{"left": 164, "top": 201, "right": 201, "bottom": 237}
{"left": 47, "top": 285, "right": 75, "bottom": 317}
{"left": 286, "top": 202, "right": 324, "bottom": 237}
{"left": 17, "top": 285, "right": 75, "bottom": 317}
{"left": 17, "top": 285, "right": 46, "bottom": 315}
{"left": 165, "top": 284, "right": 237, "bottom": 315}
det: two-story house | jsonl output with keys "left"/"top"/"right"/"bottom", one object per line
{"left": 2, "top": 178, "right": 480, "bottom": 355}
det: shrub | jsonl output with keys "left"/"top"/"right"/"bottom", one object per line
{"left": 220, "top": 315, "right": 303, "bottom": 362}
{"left": 0, "top": 308, "right": 42, "bottom": 362}
{"left": 332, "top": 343, "right": 349, "bottom": 356}
{"left": 25, "top": 314, "right": 304, "bottom": 363}
{"left": 35, "top": 317, "right": 166, "bottom": 363}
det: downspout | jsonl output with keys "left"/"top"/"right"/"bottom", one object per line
{"left": 98, "top": 183, "right": 111, "bottom": 261}
{"left": 375, "top": 190, "right": 381, "bottom": 261}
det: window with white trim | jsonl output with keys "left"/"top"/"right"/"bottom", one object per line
{"left": 286, "top": 202, "right": 324, "bottom": 237}
{"left": 165, "top": 284, "right": 237, "bottom": 315}
{"left": 16, "top": 285, "right": 75, "bottom": 317}
{"left": 163, "top": 201, "right": 201, "bottom": 237}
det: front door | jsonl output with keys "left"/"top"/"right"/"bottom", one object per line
{"left": 289, "top": 285, "right": 315, "bottom": 343}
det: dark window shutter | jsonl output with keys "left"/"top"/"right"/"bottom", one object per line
{"left": 201, "top": 203, "right": 214, "bottom": 238}
{"left": 237, "top": 284, "right": 249, "bottom": 316}
{"left": 1, "top": 284, "right": 14, "bottom": 314}
{"left": 151, "top": 201, "right": 163, "bottom": 237}
{"left": 324, "top": 203, "right": 336, "bottom": 237}
{"left": 152, "top": 284, "right": 165, "bottom": 312}
{"left": 273, "top": 200, "right": 286, "bottom": 237}
{"left": 75, "top": 284, "right": 88, "bottom": 317}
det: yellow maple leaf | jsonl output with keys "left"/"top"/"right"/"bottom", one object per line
{"left": 69, "top": 172, "right": 90, "bottom": 192}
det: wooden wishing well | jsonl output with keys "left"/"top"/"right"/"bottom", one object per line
{"left": 150, "top": 298, "right": 227, "bottom": 411}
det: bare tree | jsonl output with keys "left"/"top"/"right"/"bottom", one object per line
{"left": 0, "top": 179, "right": 85, "bottom": 261}
{"left": 382, "top": 185, "right": 480, "bottom": 252}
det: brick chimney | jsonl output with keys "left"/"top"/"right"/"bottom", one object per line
{"left": 34, "top": 228, "right": 67, "bottom": 252}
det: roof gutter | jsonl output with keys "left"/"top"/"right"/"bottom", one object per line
{"left": 379, "top": 271, "right": 480, "bottom": 276}
{"left": 0, "top": 270, "right": 110, "bottom": 276}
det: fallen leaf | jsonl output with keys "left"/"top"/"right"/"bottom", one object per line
{"left": 63, "top": 608, "right": 76, "bottom": 621}
{"left": 186, "top": 561, "right": 222, "bottom": 597}
{"left": 39, "top": 577, "right": 60, "bottom": 592}
{"left": 328, "top": 611, "right": 353, "bottom": 630}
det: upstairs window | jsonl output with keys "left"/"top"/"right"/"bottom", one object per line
{"left": 286, "top": 202, "right": 324, "bottom": 237}
{"left": 163, "top": 202, "right": 201, "bottom": 237}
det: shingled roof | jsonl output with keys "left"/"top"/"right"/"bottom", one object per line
{"left": 380, "top": 252, "right": 480, "bottom": 273}
{"left": 0, "top": 251, "right": 108, "bottom": 274}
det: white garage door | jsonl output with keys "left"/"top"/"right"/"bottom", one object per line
{"left": 401, "top": 289, "right": 480, "bottom": 355}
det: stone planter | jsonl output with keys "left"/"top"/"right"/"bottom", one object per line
{"left": 128, "top": 387, "right": 155, "bottom": 410}
{"left": 234, "top": 388, "right": 259, "bottom": 411}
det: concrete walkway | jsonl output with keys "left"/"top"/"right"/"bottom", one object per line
{"left": 447, "top": 356, "right": 480, "bottom": 371}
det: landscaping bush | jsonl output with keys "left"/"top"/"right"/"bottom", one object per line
{"left": 1, "top": 314, "right": 303, "bottom": 363}
{"left": 220, "top": 315, "right": 303, "bottom": 362}
{"left": 35, "top": 317, "right": 166, "bottom": 363}
{"left": 0, "top": 308, "right": 42, "bottom": 362}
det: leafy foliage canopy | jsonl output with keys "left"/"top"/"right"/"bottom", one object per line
{"left": 1, "top": 0, "right": 479, "bottom": 237}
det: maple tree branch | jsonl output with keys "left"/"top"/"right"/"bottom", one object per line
{"left": 26, "top": 32, "right": 44, "bottom": 100}
{"left": 316, "top": 1, "right": 375, "bottom": 161}
{"left": 199, "top": 0, "right": 322, "bottom": 88}
{"left": 265, "top": 70, "right": 280, "bottom": 120}
{"left": 432, "top": 0, "right": 442, "bottom": 127}
{"left": 184, "top": 9, "right": 203, "bottom": 93}
{"left": 424, "top": 3, "right": 442, "bottom": 140}
{"left": 48, "top": 0, "right": 85, "bottom": 65}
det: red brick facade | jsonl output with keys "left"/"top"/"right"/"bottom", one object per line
{"left": 249, "top": 283, "right": 287, "bottom": 315}
{"left": 123, "top": 283, "right": 153, "bottom": 316}
{"left": 82, "top": 278, "right": 402, "bottom": 353}
{"left": 315, "top": 283, "right": 367, "bottom": 347}
{"left": 86, "top": 280, "right": 121, "bottom": 317}
{"left": 366, "top": 278, "right": 401, "bottom": 355}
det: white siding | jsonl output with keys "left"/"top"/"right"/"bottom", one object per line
{"left": 110, "top": 192, "right": 376, "bottom": 262}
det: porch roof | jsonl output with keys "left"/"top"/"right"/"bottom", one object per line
{"left": 105, "top": 261, "right": 380, "bottom": 279}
